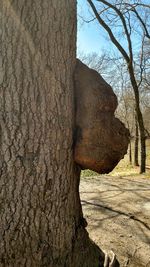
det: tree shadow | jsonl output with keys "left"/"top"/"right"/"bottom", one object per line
{"left": 80, "top": 176, "right": 150, "bottom": 265}
{"left": 81, "top": 199, "right": 150, "bottom": 231}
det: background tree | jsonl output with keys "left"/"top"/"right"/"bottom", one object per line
{"left": 85, "top": 0, "right": 150, "bottom": 173}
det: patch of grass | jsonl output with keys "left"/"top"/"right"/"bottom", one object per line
{"left": 110, "top": 139, "right": 150, "bottom": 177}
{"left": 81, "top": 169, "right": 99, "bottom": 178}
{"left": 110, "top": 152, "right": 138, "bottom": 177}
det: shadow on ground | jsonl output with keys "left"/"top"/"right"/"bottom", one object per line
{"left": 80, "top": 175, "right": 150, "bottom": 267}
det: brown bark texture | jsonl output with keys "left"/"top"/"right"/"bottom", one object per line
{"left": 74, "top": 60, "right": 129, "bottom": 174}
{"left": 0, "top": 1, "right": 110, "bottom": 267}
{"left": 0, "top": 1, "right": 126, "bottom": 266}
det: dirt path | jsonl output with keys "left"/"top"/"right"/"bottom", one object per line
{"left": 80, "top": 175, "right": 150, "bottom": 267}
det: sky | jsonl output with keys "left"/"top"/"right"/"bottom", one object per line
{"left": 77, "top": 0, "right": 112, "bottom": 55}
{"left": 77, "top": 0, "right": 150, "bottom": 57}
{"left": 77, "top": 19, "right": 110, "bottom": 55}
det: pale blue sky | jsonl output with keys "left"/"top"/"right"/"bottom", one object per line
{"left": 77, "top": 0, "right": 107, "bottom": 54}
{"left": 77, "top": 0, "right": 115, "bottom": 55}
{"left": 77, "top": 20, "right": 111, "bottom": 54}
{"left": 77, "top": 0, "right": 149, "bottom": 56}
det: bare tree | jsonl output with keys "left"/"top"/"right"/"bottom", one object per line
{"left": 86, "top": 0, "right": 150, "bottom": 173}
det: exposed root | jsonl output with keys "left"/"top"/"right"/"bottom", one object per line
{"left": 104, "top": 251, "right": 120, "bottom": 267}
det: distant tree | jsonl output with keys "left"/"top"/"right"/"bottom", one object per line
{"left": 86, "top": 0, "right": 150, "bottom": 173}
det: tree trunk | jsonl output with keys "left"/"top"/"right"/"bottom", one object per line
{"left": 128, "top": 65, "right": 146, "bottom": 173}
{"left": 136, "top": 102, "right": 146, "bottom": 173}
{"left": 0, "top": 1, "right": 105, "bottom": 266}
{"left": 134, "top": 116, "right": 139, "bottom": 166}
{"left": 140, "top": 126, "right": 146, "bottom": 173}
{"left": 129, "top": 139, "right": 132, "bottom": 164}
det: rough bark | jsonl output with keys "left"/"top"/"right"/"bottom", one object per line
{"left": 0, "top": 1, "right": 106, "bottom": 266}
{"left": 134, "top": 116, "right": 139, "bottom": 166}
{"left": 74, "top": 60, "right": 129, "bottom": 174}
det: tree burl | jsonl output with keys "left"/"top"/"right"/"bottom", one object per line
{"left": 74, "top": 59, "right": 129, "bottom": 174}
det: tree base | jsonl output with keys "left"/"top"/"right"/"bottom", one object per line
{"left": 72, "top": 227, "right": 105, "bottom": 267}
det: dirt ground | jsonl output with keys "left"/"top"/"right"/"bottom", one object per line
{"left": 80, "top": 175, "right": 150, "bottom": 267}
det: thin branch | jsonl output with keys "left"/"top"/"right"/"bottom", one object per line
{"left": 145, "top": 128, "right": 150, "bottom": 137}
{"left": 124, "top": 11, "right": 132, "bottom": 35}
{"left": 78, "top": 13, "right": 96, "bottom": 23}
{"left": 78, "top": 6, "right": 109, "bottom": 23}
{"left": 86, "top": 0, "right": 130, "bottom": 63}
{"left": 115, "top": 2, "right": 150, "bottom": 9}
{"left": 131, "top": 8, "right": 150, "bottom": 39}
{"left": 96, "top": 0, "right": 133, "bottom": 62}
{"left": 138, "top": 33, "right": 145, "bottom": 88}
{"left": 125, "top": 3, "right": 150, "bottom": 9}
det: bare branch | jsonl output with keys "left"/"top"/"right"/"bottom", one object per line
{"left": 78, "top": 13, "right": 96, "bottom": 23}
{"left": 96, "top": 0, "right": 133, "bottom": 62}
{"left": 78, "top": 6, "right": 110, "bottom": 23}
{"left": 131, "top": 7, "right": 150, "bottom": 39}
{"left": 125, "top": 3, "right": 150, "bottom": 9}
{"left": 138, "top": 33, "right": 146, "bottom": 88}
{"left": 86, "top": 0, "right": 130, "bottom": 63}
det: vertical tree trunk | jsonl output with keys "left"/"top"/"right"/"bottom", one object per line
{"left": 140, "top": 129, "right": 146, "bottom": 173}
{"left": 128, "top": 66, "right": 146, "bottom": 173}
{"left": 134, "top": 116, "right": 139, "bottom": 166}
{"left": 136, "top": 107, "right": 146, "bottom": 173}
{"left": 0, "top": 1, "right": 104, "bottom": 266}
{"left": 129, "top": 139, "right": 132, "bottom": 164}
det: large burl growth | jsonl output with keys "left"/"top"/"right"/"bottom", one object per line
{"left": 74, "top": 59, "right": 129, "bottom": 174}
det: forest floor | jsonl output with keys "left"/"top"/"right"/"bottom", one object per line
{"left": 80, "top": 173, "right": 150, "bottom": 267}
